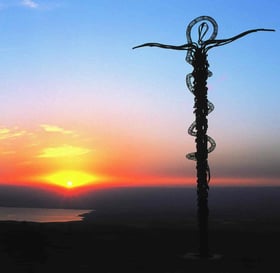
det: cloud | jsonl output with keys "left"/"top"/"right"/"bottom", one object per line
{"left": 0, "top": 127, "right": 26, "bottom": 140}
{"left": 37, "top": 145, "right": 91, "bottom": 158}
{"left": 0, "top": 1, "right": 61, "bottom": 11}
{"left": 21, "top": 0, "right": 38, "bottom": 9}
{"left": 40, "top": 124, "right": 76, "bottom": 135}
{"left": 0, "top": 128, "right": 10, "bottom": 135}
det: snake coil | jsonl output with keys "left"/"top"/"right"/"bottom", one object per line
{"left": 185, "top": 17, "right": 217, "bottom": 183}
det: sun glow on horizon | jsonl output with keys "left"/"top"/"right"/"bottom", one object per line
{"left": 43, "top": 170, "right": 96, "bottom": 189}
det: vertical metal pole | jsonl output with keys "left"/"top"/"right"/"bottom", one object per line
{"left": 193, "top": 48, "right": 210, "bottom": 257}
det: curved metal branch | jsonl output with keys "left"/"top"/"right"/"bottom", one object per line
{"left": 205, "top": 28, "right": 275, "bottom": 50}
{"left": 133, "top": 42, "right": 195, "bottom": 50}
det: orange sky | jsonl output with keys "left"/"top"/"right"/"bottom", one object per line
{"left": 0, "top": 124, "right": 188, "bottom": 190}
{"left": 0, "top": 124, "right": 111, "bottom": 189}
{"left": 0, "top": 124, "right": 279, "bottom": 194}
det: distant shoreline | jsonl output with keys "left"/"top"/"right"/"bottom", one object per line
{"left": 0, "top": 207, "right": 92, "bottom": 223}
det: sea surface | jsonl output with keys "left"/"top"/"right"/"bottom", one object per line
{"left": 0, "top": 207, "right": 92, "bottom": 223}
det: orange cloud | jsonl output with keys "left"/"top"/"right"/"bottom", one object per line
{"left": 40, "top": 124, "right": 76, "bottom": 135}
{"left": 37, "top": 145, "right": 91, "bottom": 158}
{"left": 0, "top": 127, "right": 26, "bottom": 140}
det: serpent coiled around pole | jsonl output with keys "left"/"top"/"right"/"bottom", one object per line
{"left": 185, "top": 17, "right": 217, "bottom": 185}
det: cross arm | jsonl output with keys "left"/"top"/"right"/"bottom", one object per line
{"left": 132, "top": 42, "right": 195, "bottom": 50}
{"left": 205, "top": 28, "right": 275, "bottom": 50}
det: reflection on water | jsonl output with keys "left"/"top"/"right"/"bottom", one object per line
{"left": 0, "top": 207, "right": 92, "bottom": 223}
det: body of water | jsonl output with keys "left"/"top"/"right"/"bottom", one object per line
{"left": 0, "top": 207, "right": 92, "bottom": 223}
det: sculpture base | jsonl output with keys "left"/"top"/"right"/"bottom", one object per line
{"left": 183, "top": 252, "right": 222, "bottom": 260}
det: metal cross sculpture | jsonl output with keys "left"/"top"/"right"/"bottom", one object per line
{"left": 133, "top": 16, "right": 274, "bottom": 258}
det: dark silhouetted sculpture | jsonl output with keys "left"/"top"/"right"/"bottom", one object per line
{"left": 133, "top": 16, "right": 274, "bottom": 258}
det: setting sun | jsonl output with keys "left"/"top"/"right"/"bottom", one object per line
{"left": 66, "top": 181, "right": 73, "bottom": 188}
{"left": 43, "top": 170, "right": 96, "bottom": 189}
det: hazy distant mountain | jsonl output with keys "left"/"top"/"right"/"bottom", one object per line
{"left": 0, "top": 185, "right": 279, "bottom": 221}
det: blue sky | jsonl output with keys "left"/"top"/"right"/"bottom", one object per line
{"left": 0, "top": 0, "right": 279, "bottom": 188}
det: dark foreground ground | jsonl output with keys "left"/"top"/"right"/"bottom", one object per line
{"left": 1, "top": 186, "right": 280, "bottom": 272}
{"left": 0, "top": 216, "right": 279, "bottom": 273}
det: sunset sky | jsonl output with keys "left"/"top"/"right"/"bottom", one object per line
{"left": 0, "top": 0, "right": 279, "bottom": 191}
